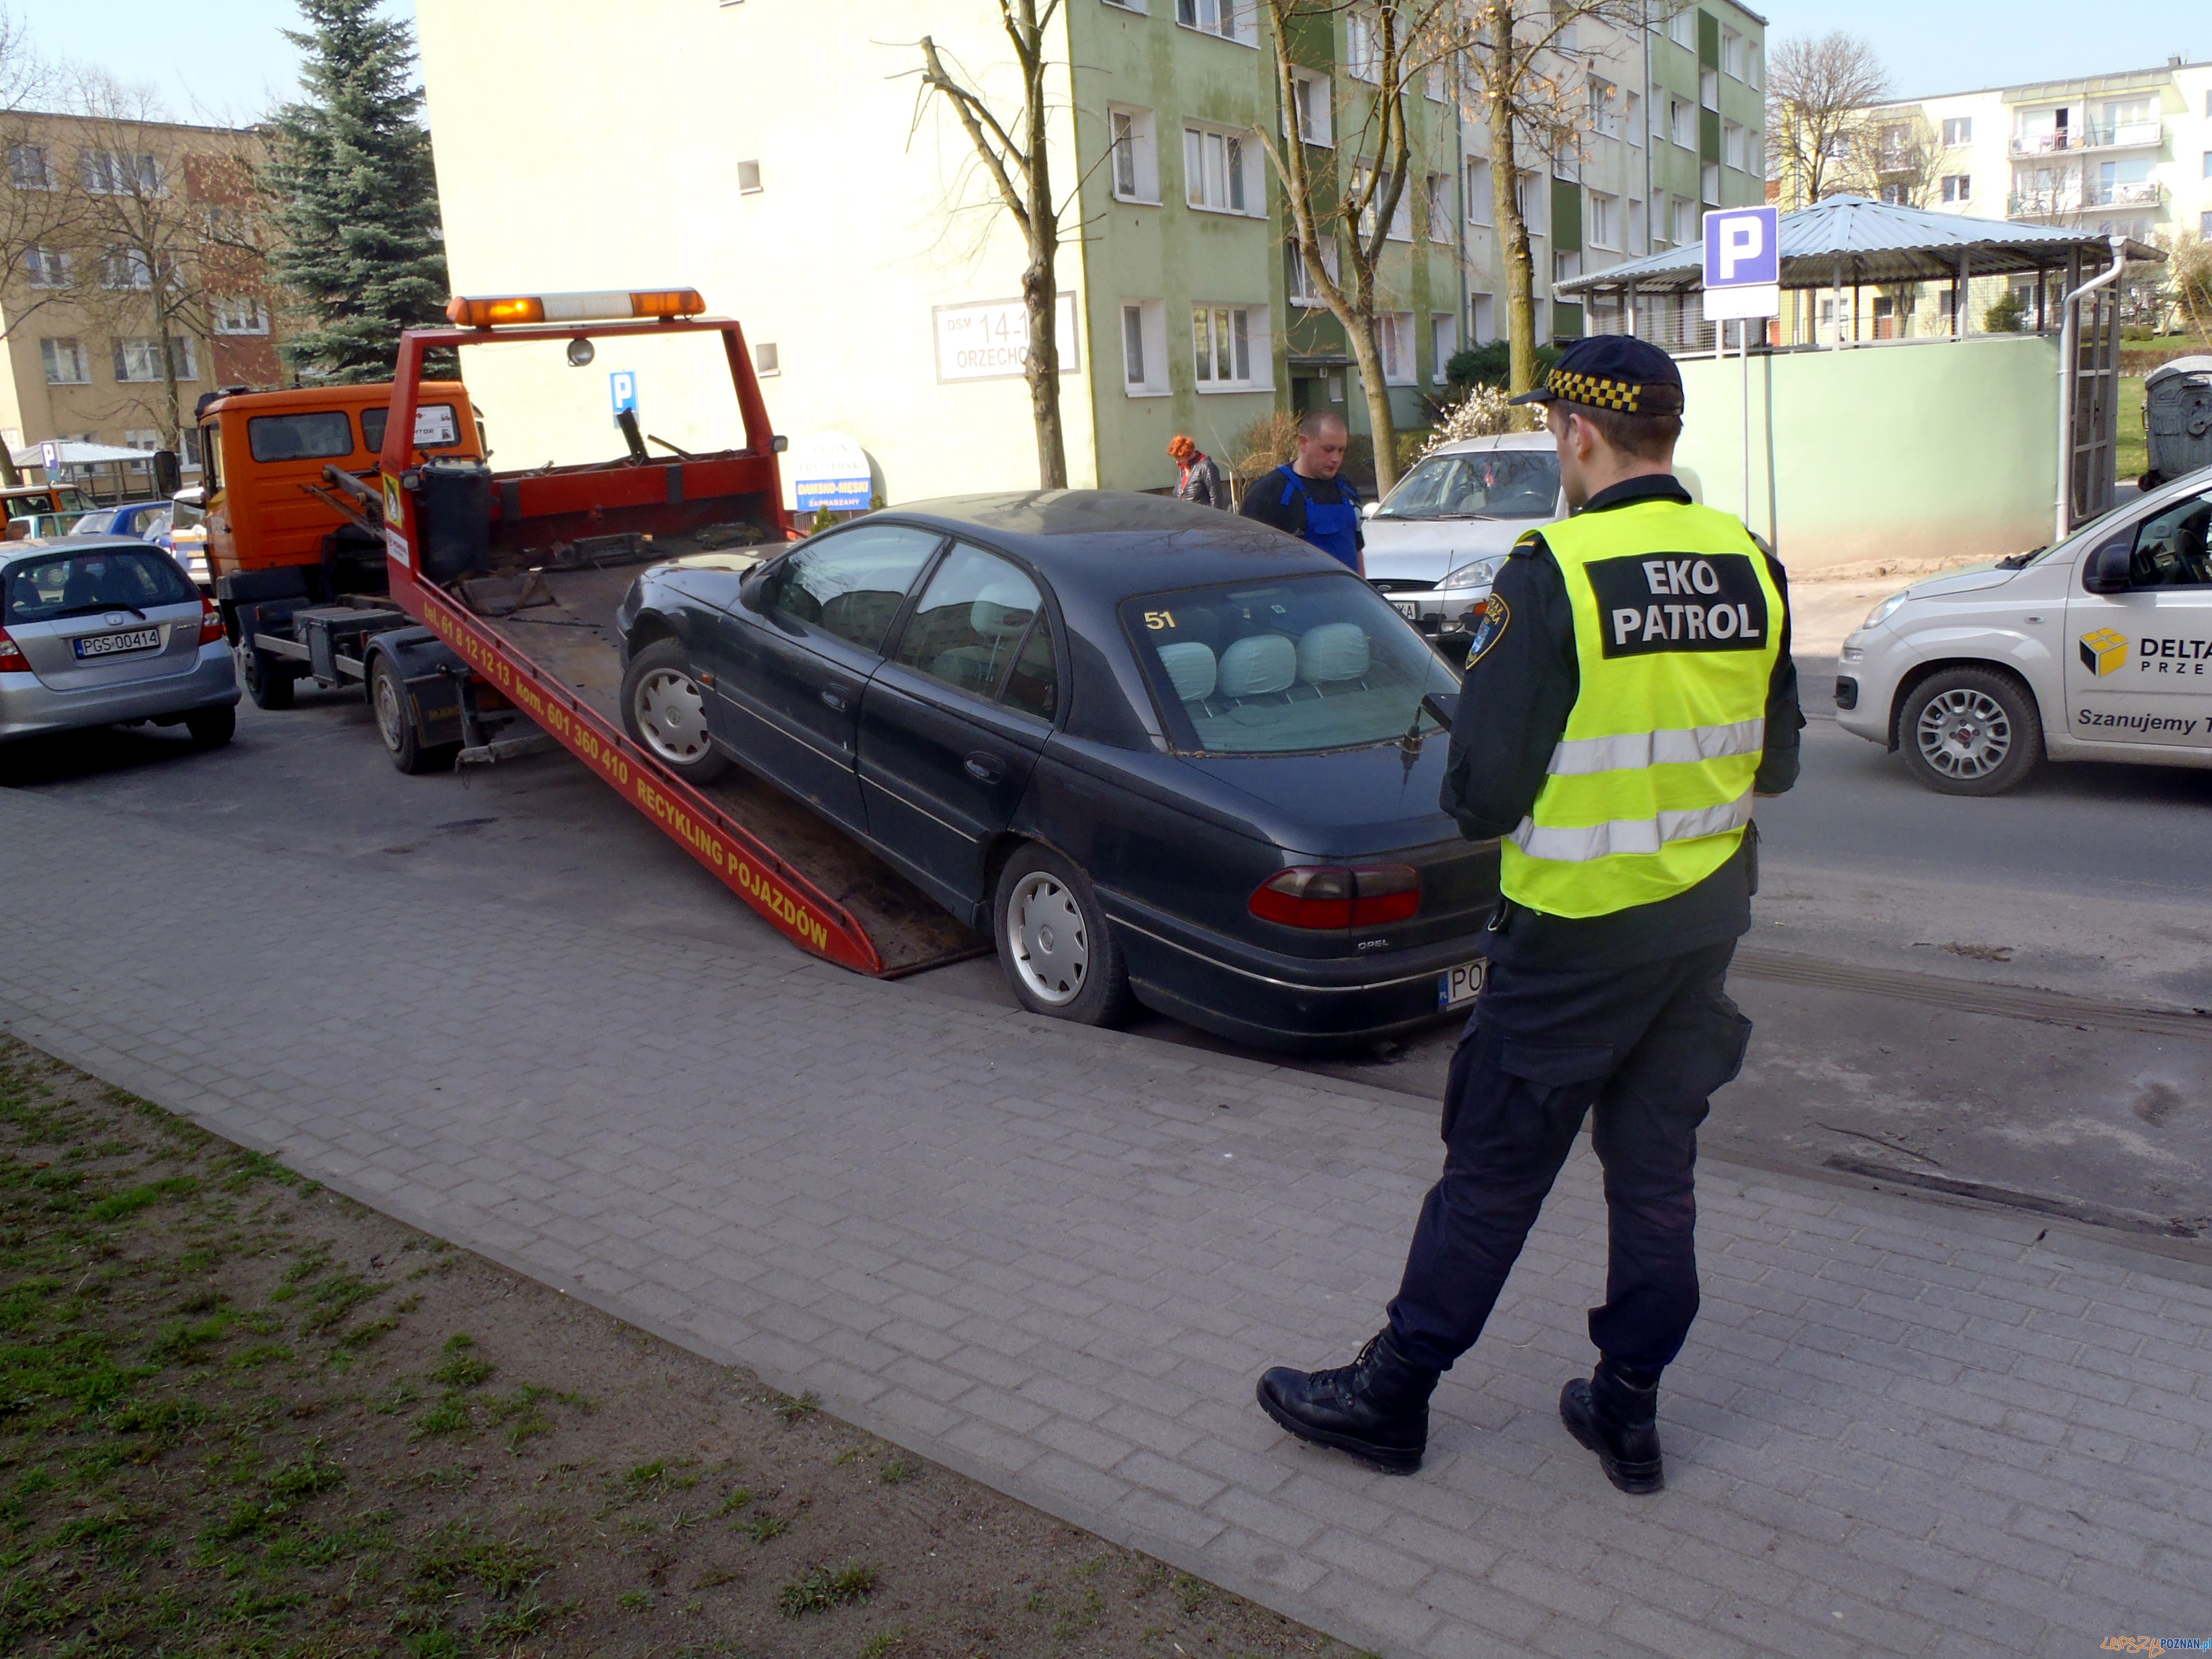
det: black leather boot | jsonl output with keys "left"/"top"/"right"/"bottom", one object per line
{"left": 1559, "top": 1359, "right": 1664, "bottom": 1494}
{"left": 1255, "top": 1329, "right": 1439, "bottom": 1475}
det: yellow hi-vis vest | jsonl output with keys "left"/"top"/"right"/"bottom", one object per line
{"left": 1500, "top": 497, "right": 1783, "bottom": 919}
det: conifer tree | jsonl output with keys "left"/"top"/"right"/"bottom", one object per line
{"left": 265, "top": 0, "right": 446, "bottom": 382}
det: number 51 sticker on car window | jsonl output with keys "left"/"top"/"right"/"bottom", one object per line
{"left": 1145, "top": 610, "right": 1176, "bottom": 630}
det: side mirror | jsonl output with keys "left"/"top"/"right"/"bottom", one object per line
{"left": 2081, "top": 538, "right": 2132, "bottom": 594}
{"left": 1360, "top": 499, "right": 1380, "bottom": 520}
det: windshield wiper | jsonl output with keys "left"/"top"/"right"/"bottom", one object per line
{"left": 50, "top": 602, "right": 147, "bottom": 620}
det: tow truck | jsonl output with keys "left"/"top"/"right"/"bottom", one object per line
{"left": 197, "top": 287, "right": 978, "bottom": 977}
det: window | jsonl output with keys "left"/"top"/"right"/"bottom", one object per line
{"left": 736, "top": 159, "right": 762, "bottom": 193}
{"left": 1288, "top": 68, "right": 1332, "bottom": 145}
{"left": 82, "top": 150, "right": 162, "bottom": 196}
{"left": 1723, "top": 122, "right": 1745, "bottom": 170}
{"left": 1192, "top": 303, "right": 1264, "bottom": 389}
{"left": 1941, "top": 173, "right": 1971, "bottom": 204}
{"left": 1878, "top": 181, "right": 1910, "bottom": 205}
{"left": 1700, "top": 67, "right": 1719, "bottom": 111}
{"left": 1426, "top": 172, "right": 1452, "bottom": 241}
{"left": 1629, "top": 195, "right": 1646, "bottom": 252}
{"left": 1121, "top": 298, "right": 1167, "bottom": 393}
{"left": 40, "top": 338, "right": 91, "bottom": 385}
{"left": 212, "top": 295, "right": 270, "bottom": 335}
{"left": 764, "top": 525, "right": 938, "bottom": 652}
{"left": 101, "top": 247, "right": 155, "bottom": 290}
{"left": 1650, "top": 187, "right": 1666, "bottom": 244}
{"left": 1379, "top": 310, "right": 1414, "bottom": 383}
{"left": 1346, "top": 8, "right": 1380, "bottom": 81}
{"left": 1174, "top": 0, "right": 1251, "bottom": 43}
{"left": 1701, "top": 162, "right": 1719, "bottom": 205}
{"left": 1472, "top": 293, "right": 1495, "bottom": 343}
{"left": 1353, "top": 163, "right": 1411, "bottom": 239}
{"left": 123, "top": 428, "right": 161, "bottom": 453}
{"left": 1670, "top": 97, "right": 1695, "bottom": 149}
{"left": 1588, "top": 77, "right": 1619, "bottom": 138}
{"left": 1183, "top": 123, "right": 1256, "bottom": 213}
{"left": 4, "top": 549, "right": 196, "bottom": 626}
{"left": 1514, "top": 170, "right": 1545, "bottom": 233}
{"left": 1425, "top": 61, "right": 1446, "bottom": 102}
{"left": 1667, "top": 9, "right": 1695, "bottom": 49}
{"left": 113, "top": 337, "right": 196, "bottom": 383}
{"left": 1431, "top": 313, "right": 1456, "bottom": 383}
{"left": 9, "top": 143, "right": 54, "bottom": 190}
{"left": 247, "top": 410, "right": 353, "bottom": 463}
{"left": 1287, "top": 238, "right": 1337, "bottom": 306}
{"left": 1120, "top": 575, "right": 1458, "bottom": 756}
{"left": 1378, "top": 448, "right": 1559, "bottom": 521}
{"left": 1000, "top": 607, "right": 1058, "bottom": 721}
{"left": 1109, "top": 105, "right": 1158, "bottom": 201}
{"left": 1943, "top": 116, "right": 1973, "bottom": 147}
{"left": 180, "top": 427, "right": 202, "bottom": 470}
{"left": 24, "top": 246, "right": 69, "bottom": 288}
{"left": 1466, "top": 157, "right": 1492, "bottom": 225}
{"left": 755, "top": 341, "right": 780, "bottom": 375}
{"left": 2114, "top": 488, "right": 2212, "bottom": 591}
{"left": 2202, "top": 150, "right": 2211, "bottom": 180}
{"left": 1553, "top": 249, "right": 1580, "bottom": 288}
{"left": 1748, "top": 44, "right": 1761, "bottom": 91}
{"left": 2201, "top": 209, "right": 2212, "bottom": 237}
{"left": 894, "top": 544, "right": 1049, "bottom": 702}
{"left": 1721, "top": 29, "right": 1744, "bottom": 77}
{"left": 1587, "top": 191, "right": 1618, "bottom": 249}
{"left": 1625, "top": 92, "right": 1642, "bottom": 147}
{"left": 1672, "top": 195, "right": 1697, "bottom": 246}
{"left": 2094, "top": 155, "right": 2152, "bottom": 204}
{"left": 361, "top": 403, "right": 463, "bottom": 454}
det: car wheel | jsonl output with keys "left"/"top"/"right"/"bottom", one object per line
{"left": 1898, "top": 666, "right": 2042, "bottom": 796}
{"left": 184, "top": 705, "right": 235, "bottom": 748}
{"left": 621, "top": 638, "right": 731, "bottom": 784}
{"left": 369, "top": 655, "right": 458, "bottom": 775}
{"left": 993, "top": 844, "right": 1131, "bottom": 1027}
{"left": 241, "top": 644, "right": 294, "bottom": 710}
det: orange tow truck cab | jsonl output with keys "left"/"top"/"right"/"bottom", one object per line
{"left": 197, "top": 380, "right": 481, "bottom": 598}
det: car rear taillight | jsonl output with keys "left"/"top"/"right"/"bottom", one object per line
{"left": 1249, "top": 865, "right": 1421, "bottom": 930}
{"left": 0, "top": 630, "right": 27, "bottom": 673}
{"left": 198, "top": 596, "right": 224, "bottom": 645}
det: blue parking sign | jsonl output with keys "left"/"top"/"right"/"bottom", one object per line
{"left": 1703, "top": 207, "right": 1778, "bottom": 288}
{"left": 609, "top": 371, "right": 638, "bottom": 415}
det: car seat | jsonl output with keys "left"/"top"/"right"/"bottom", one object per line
{"left": 929, "top": 586, "right": 1035, "bottom": 693}
{"left": 1295, "top": 622, "right": 1369, "bottom": 686}
{"left": 1156, "top": 640, "right": 1218, "bottom": 702}
{"left": 1216, "top": 633, "right": 1296, "bottom": 698}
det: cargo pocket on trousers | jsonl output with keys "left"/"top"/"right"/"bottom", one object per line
{"left": 1682, "top": 993, "right": 1754, "bottom": 1102}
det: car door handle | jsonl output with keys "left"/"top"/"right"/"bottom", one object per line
{"left": 818, "top": 686, "right": 851, "bottom": 713}
{"left": 963, "top": 751, "right": 1004, "bottom": 783}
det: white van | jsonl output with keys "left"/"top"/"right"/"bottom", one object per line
{"left": 1836, "top": 467, "right": 2212, "bottom": 794}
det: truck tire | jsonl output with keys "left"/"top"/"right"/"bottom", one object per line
{"left": 620, "top": 638, "right": 731, "bottom": 784}
{"left": 369, "top": 655, "right": 458, "bottom": 775}
{"left": 993, "top": 843, "right": 1131, "bottom": 1027}
{"left": 1899, "top": 666, "right": 2042, "bottom": 797}
{"left": 184, "top": 705, "right": 236, "bottom": 748}
{"left": 242, "top": 645, "right": 294, "bottom": 710}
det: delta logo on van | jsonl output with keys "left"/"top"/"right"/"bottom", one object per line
{"left": 2079, "top": 628, "right": 2127, "bottom": 676}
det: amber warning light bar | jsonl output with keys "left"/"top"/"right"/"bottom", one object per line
{"left": 444, "top": 288, "right": 707, "bottom": 328}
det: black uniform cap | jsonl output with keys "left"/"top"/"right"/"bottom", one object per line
{"left": 1507, "top": 335, "right": 1685, "bottom": 416}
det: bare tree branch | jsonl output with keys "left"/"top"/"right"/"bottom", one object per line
{"left": 1765, "top": 32, "right": 1890, "bottom": 207}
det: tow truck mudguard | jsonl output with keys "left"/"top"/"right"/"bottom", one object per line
{"left": 362, "top": 627, "right": 469, "bottom": 749}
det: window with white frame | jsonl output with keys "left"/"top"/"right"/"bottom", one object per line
{"left": 1587, "top": 191, "right": 1618, "bottom": 249}
{"left": 1877, "top": 181, "right": 1910, "bottom": 205}
{"left": 1192, "top": 302, "right": 1266, "bottom": 389}
{"left": 1426, "top": 172, "right": 1452, "bottom": 241}
{"left": 1588, "top": 77, "right": 1619, "bottom": 138}
{"left": 1472, "top": 293, "right": 1495, "bottom": 343}
{"left": 82, "top": 149, "right": 163, "bottom": 196}
{"left": 101, "top": 247, "right": 155, "bottom": 290}
{"left": 1379, "top": 311, "right": 1415, "bottom": 384}
{"left": 1551, "top": 146, "right": 1578, "bottom": 182}
{"left": 1174, "top": 0, "right": 1252, "bottom": 44}
{"left": 1514, "top": 170, "right": 1545, "bottom": 233}
{"left": 1184, "top": 123, "right": 1258, "bottom": 213}
{"left": 1287, "top": 238, "right": 1339, "bottom": 306}
{"left": 1701, "top": 162, "right": 1719, "bottom": 204}
{"left": 1625, "top": 92, "right": 1642, "bottom": 147}
{"left": 1748, "top": 44, "right": 1761, "bottom": 90}
{"left": 1628, "top": 195, "right": 1646, "bottom": 252}
{"left": 1671, "top": 195, "right": 1697, "bottom": 245}
{"left": 1942, "top": 116, "right": 1972, "bottom": 147}
{"left": 1424, "top": 61, "right": 1446, "bottom": 102}
{"left": 1466, "top": 157, "right": 1492, "bottom": 225}
{"left": 8, "top": 143, "right": 54, "bottom": 191}
{"left": 1121, "top": 299, "right": 1168, "bottom": 394}
{"left": 24, "top": 246, "right": 70, "bottom": 288}
{"left": 1670, "top": 97, "right": 1695, "bottom": 149}
{"left": 1667, "top": 9, "right": 1694, "bottom": 49}
{"left": 1431, "top": 313, "right": 1457, "bottom": 383}
{"left": 1109, "top": 105, "right": 1159, "bottom": 201}
{"left": 213, "top": 295, "right": 270, "bottom": 335}
{"left": 1345, "top": 8, "right": 1381, "bottom": 82}
{"left": 1288, "top": 67, "right": 1332, "bottom": 145}
{"left": 113, "top": 336, "right": 196, "bottom": 383}
{"left": 1553, "top": 248, "right": 1580, "bottom": 287}
{"left": 1353, "top": 163, "right": 1412, "bottom": 240}
{"left": 1723, "top": 121, "right": 1745, "bottom": 170}
{"left": 1721, "top": 29, "right": 1744, "bottom": 79}
{"left": 180, "top": 427, "right": 202, "bottom": 469}
{"left": 1941, "top": 173, "right": 1971, "bottom": 204}
{"left": 40, "top": 337, "right": 90, "bottom": 384}
{"left": 124, "top": 428, "right": 161, "bottom": 453}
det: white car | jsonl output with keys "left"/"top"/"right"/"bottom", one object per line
{"left": 1363, "top": 432, "right": 1564, "bottom": 645}
{"left": 1837, "top": 467, "right": 2212, "bottom": 794}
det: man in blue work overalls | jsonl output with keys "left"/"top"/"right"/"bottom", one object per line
{"left": 1237, "top": 408, "right": 1364, "bottom": 576}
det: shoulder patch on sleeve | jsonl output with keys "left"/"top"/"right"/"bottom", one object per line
{"left": 1463, "top": 591, "right": 1511, "bottom": 669}
{"left": 1509, "top": 529, "right": 1547, "bottom": 559}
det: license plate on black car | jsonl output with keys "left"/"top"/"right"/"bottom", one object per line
{"left": 1438, "top": 959, "right": 1486, "bottom": 1010}
{"left": 74, "top": 628, "right": 161, "bottom": 659}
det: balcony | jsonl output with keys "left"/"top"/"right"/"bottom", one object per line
{"left": 2008, "top": 132, "right": 2075, "bottom": 158}
{"left": 2008, "top": 190, "right": 2080, "bottom": 219}
{"left": 2085, "top": 179, "right": 2161, "bottom": 207}
{"left": 2083, "top": 120, "right": 2162, "bottom": 150}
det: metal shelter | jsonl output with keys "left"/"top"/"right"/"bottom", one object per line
{"left": 1554, "top": 196, "right": 2165, "bottom": 529}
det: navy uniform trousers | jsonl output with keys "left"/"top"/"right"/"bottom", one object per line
{"left": 1385, "top": 938, "right": 1753, "bottom": 1377}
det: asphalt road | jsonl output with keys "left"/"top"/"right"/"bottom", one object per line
{"left": 6, "top": 659, "right": 2207, "bottom": 1249}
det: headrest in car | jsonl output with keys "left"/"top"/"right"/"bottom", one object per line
{"left": 1156, "top": 640, "right": 1217, "bottom": 702}
{"left": 971, "top": 585, "right": 1036, "bottom": 638}
{"left": 1296, "top": 622, "right": 1369, "bottom": 684}
{"left": 1217, "top": 634, "right": 1296, "bottom": 698}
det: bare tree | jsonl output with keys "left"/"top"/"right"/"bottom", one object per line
{"left": 1255, "top": 0, "right": 1460, "bottom": 492}
{"left": 1765, "top": 32, "right": 1889, "bottom": 209}
{"left": 915, "top": 4, "right": 1071, "bottom": 490}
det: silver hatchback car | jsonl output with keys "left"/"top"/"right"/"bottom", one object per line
{"left": 1, "top": 535, "right": 239, "bottom": 746}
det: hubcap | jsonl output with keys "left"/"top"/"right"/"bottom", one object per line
{"left": 374, "top": 669, "right": 406, "bottom": 753}
{"left": 1916, "top": 688, "right": 2012, "bottom": 779}
{"left": 1006, "top": 870, "right": 1089, "bottom": 1007}
{"left": 634, "top": 667, "right": 711, "bottom": 764}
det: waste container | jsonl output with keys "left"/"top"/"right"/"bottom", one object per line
{"left": 414, "top": 458, "right": 493, "bottom": 584}
{"left": 2142, "top": 356, "right": 2212, "bottom": 488}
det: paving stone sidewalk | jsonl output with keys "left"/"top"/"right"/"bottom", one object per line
{"left": 3, "top": 786, "right": 2208, "bottom": 1658}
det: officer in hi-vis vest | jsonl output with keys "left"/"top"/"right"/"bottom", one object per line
{"left": 1255, "top": 335, "right": 1801, "bottom": 1495}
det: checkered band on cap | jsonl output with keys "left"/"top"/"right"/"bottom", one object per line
{"left": 1547, "top": 367, "right": 1646, "bottom": 411}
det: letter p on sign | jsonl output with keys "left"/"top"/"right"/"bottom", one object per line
{"left": 1703, "top": 205, "right": 1778, "bottom": 289}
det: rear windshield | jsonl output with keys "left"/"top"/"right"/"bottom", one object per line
{"left": 247, "top": 410, "right": 355, "bottom": 463}
{"left": 1121, "top": 573, "right": 1460, "bottom": 755}
{"left": 1378, "top": 449, "right": 1559, "bottom": 520}
{"left": 6, "top": 547, "right": 197, "bottom": 624}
